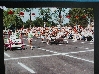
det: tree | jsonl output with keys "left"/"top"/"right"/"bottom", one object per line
{"left": 33, "top": 17, "right": 44, "bottom": 27}
{"left": 49, "top": 7, "right": 68, "bottom": 28}
{"left": 3, "top": 8, "right": 35, "bottom": 30}
{"left": 39, "top": 8, "right": 52, "bottom": 21}
{"left": 3, "top": 8, "right": 25, "bottom": 30}
{"left": 25, "top": 19, "right": 31, "bottom": 28}
{"left": 38, "top": 7, "right": 69, "bottom": 27}
{"left": 15, "top": 17, "right": 23, "bottom": 29}
{"left": 3, "top": 8, "right": 16, "bottom": 29}
{"left": 66, "top": 8, "right": 94, "bottom": 28}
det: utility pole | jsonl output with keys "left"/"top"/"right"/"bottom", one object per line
{"left": 29, "top": 8, "right": 31, "bottom": 29}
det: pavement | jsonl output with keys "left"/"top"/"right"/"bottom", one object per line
{"left": 4, "top": 35, "right": 94, "bottom": 74}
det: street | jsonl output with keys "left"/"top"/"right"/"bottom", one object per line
{"left": 4, "top": 35, "right": 94, "bottom": 74}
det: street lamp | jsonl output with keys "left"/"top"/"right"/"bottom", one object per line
{"left": 29, "top": 8, "right": 35, "bottom": 29}
{"left": 59, "top": 9, "right": 62, "bottom": 29}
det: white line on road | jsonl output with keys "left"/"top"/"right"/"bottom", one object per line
{"left": 40, "top": 48, "right": 93, "bottom": 54}
{"left": 4, "top": 46, "right": 94, "bottom": 64}
{"left": 81, "top": 42, "right": 85, "bottom": 43}
{"left": 45, "top": 50, "right": 50, "bottom": 51}
{"left": 40, "top": 48, "right": 59, "bottom": 53}
{"left": 37, "top": 48, "right": 94, "bottom": 63}
{"left": 18, "top": 62, "right": 35, "bottom": 73}
{"left": 53, "top": 52, "right": 58, "bottom": 54}
{"left": 49, "top": 51, "right": 55, "bottom": 53}
{"left": 65, "top": 54, "right": 94, "bottom": 63}
{"left": 59, "top": 44, "right": 63, "bottom": 45}
{"left": 4, "top": 49, "right": 94, "bottom": 64}
{"left": 4, "top": 52, "right": 10, "bottom": 57}
{"left": 38, "top": 48, "right": 41, "bottom": 49}
{"left": 60, "top": 49, "right": 94, "bottom": 54}
{"left": 4, "top": 54, "right": 58, "bottom": 61}
{"left": 41, "top": 49, "right": 46, "bottom": 50}
{"left": 85, "top": 48, "right": 89, "bottom": 49}
{"left": 89, "top": 43, "right": 93, "bottom": 44}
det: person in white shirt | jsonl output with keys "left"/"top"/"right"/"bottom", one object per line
{"left": 56, "top": 30, "right": 64, "bottom": 39}
{"left": 27, "top": 29, "right": 33, "bottom": 50}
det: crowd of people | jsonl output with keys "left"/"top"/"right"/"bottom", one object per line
{"left": 4, "top": 24, "right": 94, "bottom": 49}
{"left": 25, "top": 25, "right": 94, "bottom": 41}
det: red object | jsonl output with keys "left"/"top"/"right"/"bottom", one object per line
{"left": 75, "top": 16, "right": 79, "bottom": 19}
{"left": 8, "top": 10, "right": 14, "bottom": 14}
{"left": 32, "top": 13, "right": 35, "bottom": 15}
{"left": 19, "top": 12, "right": 24, "bottom": 15}
{"left": 66, "top": 15, "right": 71, "bottom": 18}
{"left": 82, "top": 15, "right": 86, "bottom": 18}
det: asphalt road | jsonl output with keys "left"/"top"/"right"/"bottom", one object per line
{"left": 4, "top": 35, "right": 94, "bottom": 74}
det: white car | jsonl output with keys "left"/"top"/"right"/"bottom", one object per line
{"left": 4, "top": 34, "right": 26, "bottom": 51}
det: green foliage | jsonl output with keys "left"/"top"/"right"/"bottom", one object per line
{"left": 3, "top": 8, "right": 25, "bottom": 29}
{"left": 4, "top": 8, "right": 93, "bottom": 28}
{"left": 3, "top": 8, "right": 35, "bottom": 29}
{"left": 33, "top": 17, "right": 44, "bottom": 27}
{"left": 38, "top": 8, "right": 52, "bottom": 22}
{"left": 67, "top": 8, "right": 94, "bottom": 28}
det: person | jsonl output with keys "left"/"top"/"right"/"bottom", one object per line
{"left": 27, "top": 29, "right": 33, "bottom": 50}
{"left": 16, "top": 30, "right": 20, "bottom": 39}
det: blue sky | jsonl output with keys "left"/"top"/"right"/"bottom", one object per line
{"left": 20, "top": 8, "right": 70, "bottom": 24}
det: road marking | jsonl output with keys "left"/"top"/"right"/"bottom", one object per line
{"left": 4, "top": 52, "right": 10, "bottom": 57}
{"left": 61, "top": 53, "right": 68, "bottom": 55}
{"left": 45, "top": 50, "right": 50, "bottom": 51}
{"left": 37, "top": 48, "right": 94, "bottom": 64}
{"left": 4, "top": 54, "right": 59, "bottom": 61}
{"left": 81, "top": 42, "right": 85, "bottom": 43}
{"left": 18, "top": 62, "right": 35, "bottom": 73}
{"left": 40, "top": 48, "right": 59, "bottom": 53}
{"left": 41, "top": 49, "right": 46, "bottom": 50}
{"left": 62, "top": 49, "right": 94, "bottom": 54}
{"left": 89, "top": 43, "right": 93, "bottom": 44}
{"left": 4, "top": 46, "right": 94, "bottom": 64}
{"left": 59, "top": 44, "right": 63, "bottom": 45}
{"left": 40, "top": 48, "right": 93, "bottom": 54}
{"left": 53, "top": 52, "right": 58, "bottom": 53}
{"left": 38, "top": 48, "right": 41, "bottom": 49}
{"left": 85, "top": 48, "right": 89, "bottom": 49}
{"left": 49, "top": 51, "right": 54, "bottom": 53}
{"left": 65, "top": 54, "right": 94, "bottom": 63}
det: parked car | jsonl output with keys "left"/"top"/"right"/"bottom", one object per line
{"left": 4, "top": 33, "right": 26, "bottom": 51}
